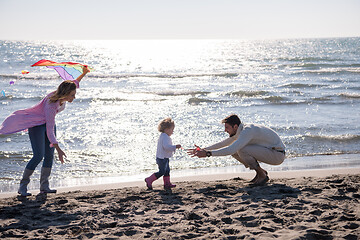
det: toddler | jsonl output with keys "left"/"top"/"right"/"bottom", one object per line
{"left": 145, "top": 118, "right": 181, "bottom": 190}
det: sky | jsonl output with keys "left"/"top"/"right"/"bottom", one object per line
{"left": 0, "top": 0, "right": 359, "bottom": 40}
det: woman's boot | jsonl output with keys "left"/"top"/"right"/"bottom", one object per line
{"left": 18, "top": 168, "right": 34, "bottom": 196}
{"left": 40, "top": 167, "right": 57, "bottom": 193}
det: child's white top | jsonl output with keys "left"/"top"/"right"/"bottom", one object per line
{"left": 156, "top": 132, "right": 177, "bottom": 159}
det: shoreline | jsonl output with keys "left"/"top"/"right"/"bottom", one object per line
{"left": 0, "top": 153, "right": 360, "bottom": 198}
{"left": 0, "top": 149, "right": 360, "bottom": 198}
{"left": 0, "top": 168, "right": 359, "bottom": 239}
{"left": 1, "top": 167, "right": 359, "bottom": 199}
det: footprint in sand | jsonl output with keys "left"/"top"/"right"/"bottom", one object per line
{"left": 157, "top": 209, "right": 176, "bottom": 214}
{"left": 222, "top": 228, "right": 240, "bottom": 235}
{"left": 184, "top": 211, "right": 203, "bottom": 220}
{"left": 221, "top": 217, "right": 233, "bottom": 224}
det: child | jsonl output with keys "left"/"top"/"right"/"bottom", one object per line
{"left": 145, "top": 118, "right": 181, "bottom": 190}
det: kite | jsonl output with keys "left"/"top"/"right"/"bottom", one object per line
{"left": 31, "top": 59, "right": 92, "bottom": 81}
{"left": 21, "top": 70, "right": 29, "bottom": 74}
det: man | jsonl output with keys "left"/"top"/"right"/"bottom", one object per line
{"left": 188, "top": 114, "right": 286, "bottom": 185}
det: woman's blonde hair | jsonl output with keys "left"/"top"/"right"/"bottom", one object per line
{"left": 158, "top": 118, "right": 175, "bottom": 132}
{"left": 49, "top": 81, "right": 77, "bottom": 103}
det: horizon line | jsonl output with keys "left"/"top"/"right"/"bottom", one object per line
{"left": 1, "top": 35, "right": 360, "bottom": 42}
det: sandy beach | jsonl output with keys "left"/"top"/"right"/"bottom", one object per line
{"left": 0, "top": 168, "right": 359, "bottom": 239}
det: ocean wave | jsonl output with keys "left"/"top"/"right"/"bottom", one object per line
{"left": 311, "top": 96, "right": 332, "bottom": 101}
{"left": 263, "top": 99, "right": 351, "bottom": 106}
{"left": 227, "top": 90, "right": 269, "bottom": 97}
{"left": 89, "top": 72, "right": 239, "bottom": 79}
{"left": 292, "top": 67, "right": 360, "bottom": 75}
{"left": 156, "top": 90, "right": 210, "bottom": 96}
{"left": 338, "top": 93, "right": 360, "bottom": 99}
{"left": 281, "top": 83, "right": 327, "bottom": 88}
{"left": 187, "top": 97, "right": 229, "bottom": 105}
{"left": 295, "top": 63, "right": 339, "bottom": 69}
{"left": 263, "top": 96, "right": 287, "bottom": 102}
{"left": 0, "top": 151, "right": 31, "bottom": 160}
{"left": 0, "top": 73, "right": 59, "bottom": 80}
{"left": 260, "top": 100, "right": 307, "bottom": 106}
{"left": 287, "top": 151, "right": 360, "bottom": 158}
{"left": 283, "top": 62, "right": 360, "bottom": 68}
{"left": 276, "top": 57, "right": 344, "bottom": 62}
{"left": 0, "top": 95, "right": 43, "bottom": 101}
{"left": 83, "top": 90, "right": 211, "bottom": 102}
{"left": 347, "top": 86, "right": 360, "bottom": 91}
{"left": 0, "top": 72, "right": 239, "bottom": 80}
{"left": 90, "top": 97, "right": 165, "bottom": 102}
{"left": 304, "top": 134, "right": 360, "bottom": 143}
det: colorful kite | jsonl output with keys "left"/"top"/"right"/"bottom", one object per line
{"left": 21, "top": 70, "right": 29, "bottom": 74}
{"left": 31, "top": 59, "right": 92, "bottom": 80}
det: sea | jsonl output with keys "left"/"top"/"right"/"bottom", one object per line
{"left": 1, "top": 38, "right": 359, "bottom": 192}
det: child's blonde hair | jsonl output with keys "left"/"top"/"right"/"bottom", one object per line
{"left": 158, "top": 118, "right": 175, "bottom": 132}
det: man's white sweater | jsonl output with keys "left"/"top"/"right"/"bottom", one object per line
{"left": 205, "top": 124, "right": 285, "bottom": 156}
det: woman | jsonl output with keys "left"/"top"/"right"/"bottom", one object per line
{"left": 0, "top": 66, "right": 89, "bottom": 196}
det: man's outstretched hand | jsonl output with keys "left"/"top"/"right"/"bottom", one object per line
{"left": 187, "top": 144, "right": 207, "bottom": 158}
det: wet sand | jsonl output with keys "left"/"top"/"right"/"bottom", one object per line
{"left": 0, "top": 169, "right": 359, "bottom": 239}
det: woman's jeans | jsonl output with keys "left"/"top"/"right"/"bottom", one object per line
{"left": 155, "top": 158, "right": 170, "bottom": 178}
{"left": 26, "top": 124, "right": 56, "bottom": 170}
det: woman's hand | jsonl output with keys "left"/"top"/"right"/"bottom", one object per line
{"left": 76, "top": 65, "right": 90, "bottom": 82}
{"left": 53, "top": 144, "right": 67, "bottom": 164}
{"left": 82, "top": 65, "right": 90, "bottom": 74}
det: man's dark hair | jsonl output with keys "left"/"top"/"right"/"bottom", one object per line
{"left": 222, "top": 114, "right": 241, "bottom": 127}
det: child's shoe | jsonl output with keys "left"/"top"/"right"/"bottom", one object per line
{"left": 163, "top": 176, "right": 176, "bottom": 190}
{"left": 145, "top": 173, "right": 158, "bottom": 190}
